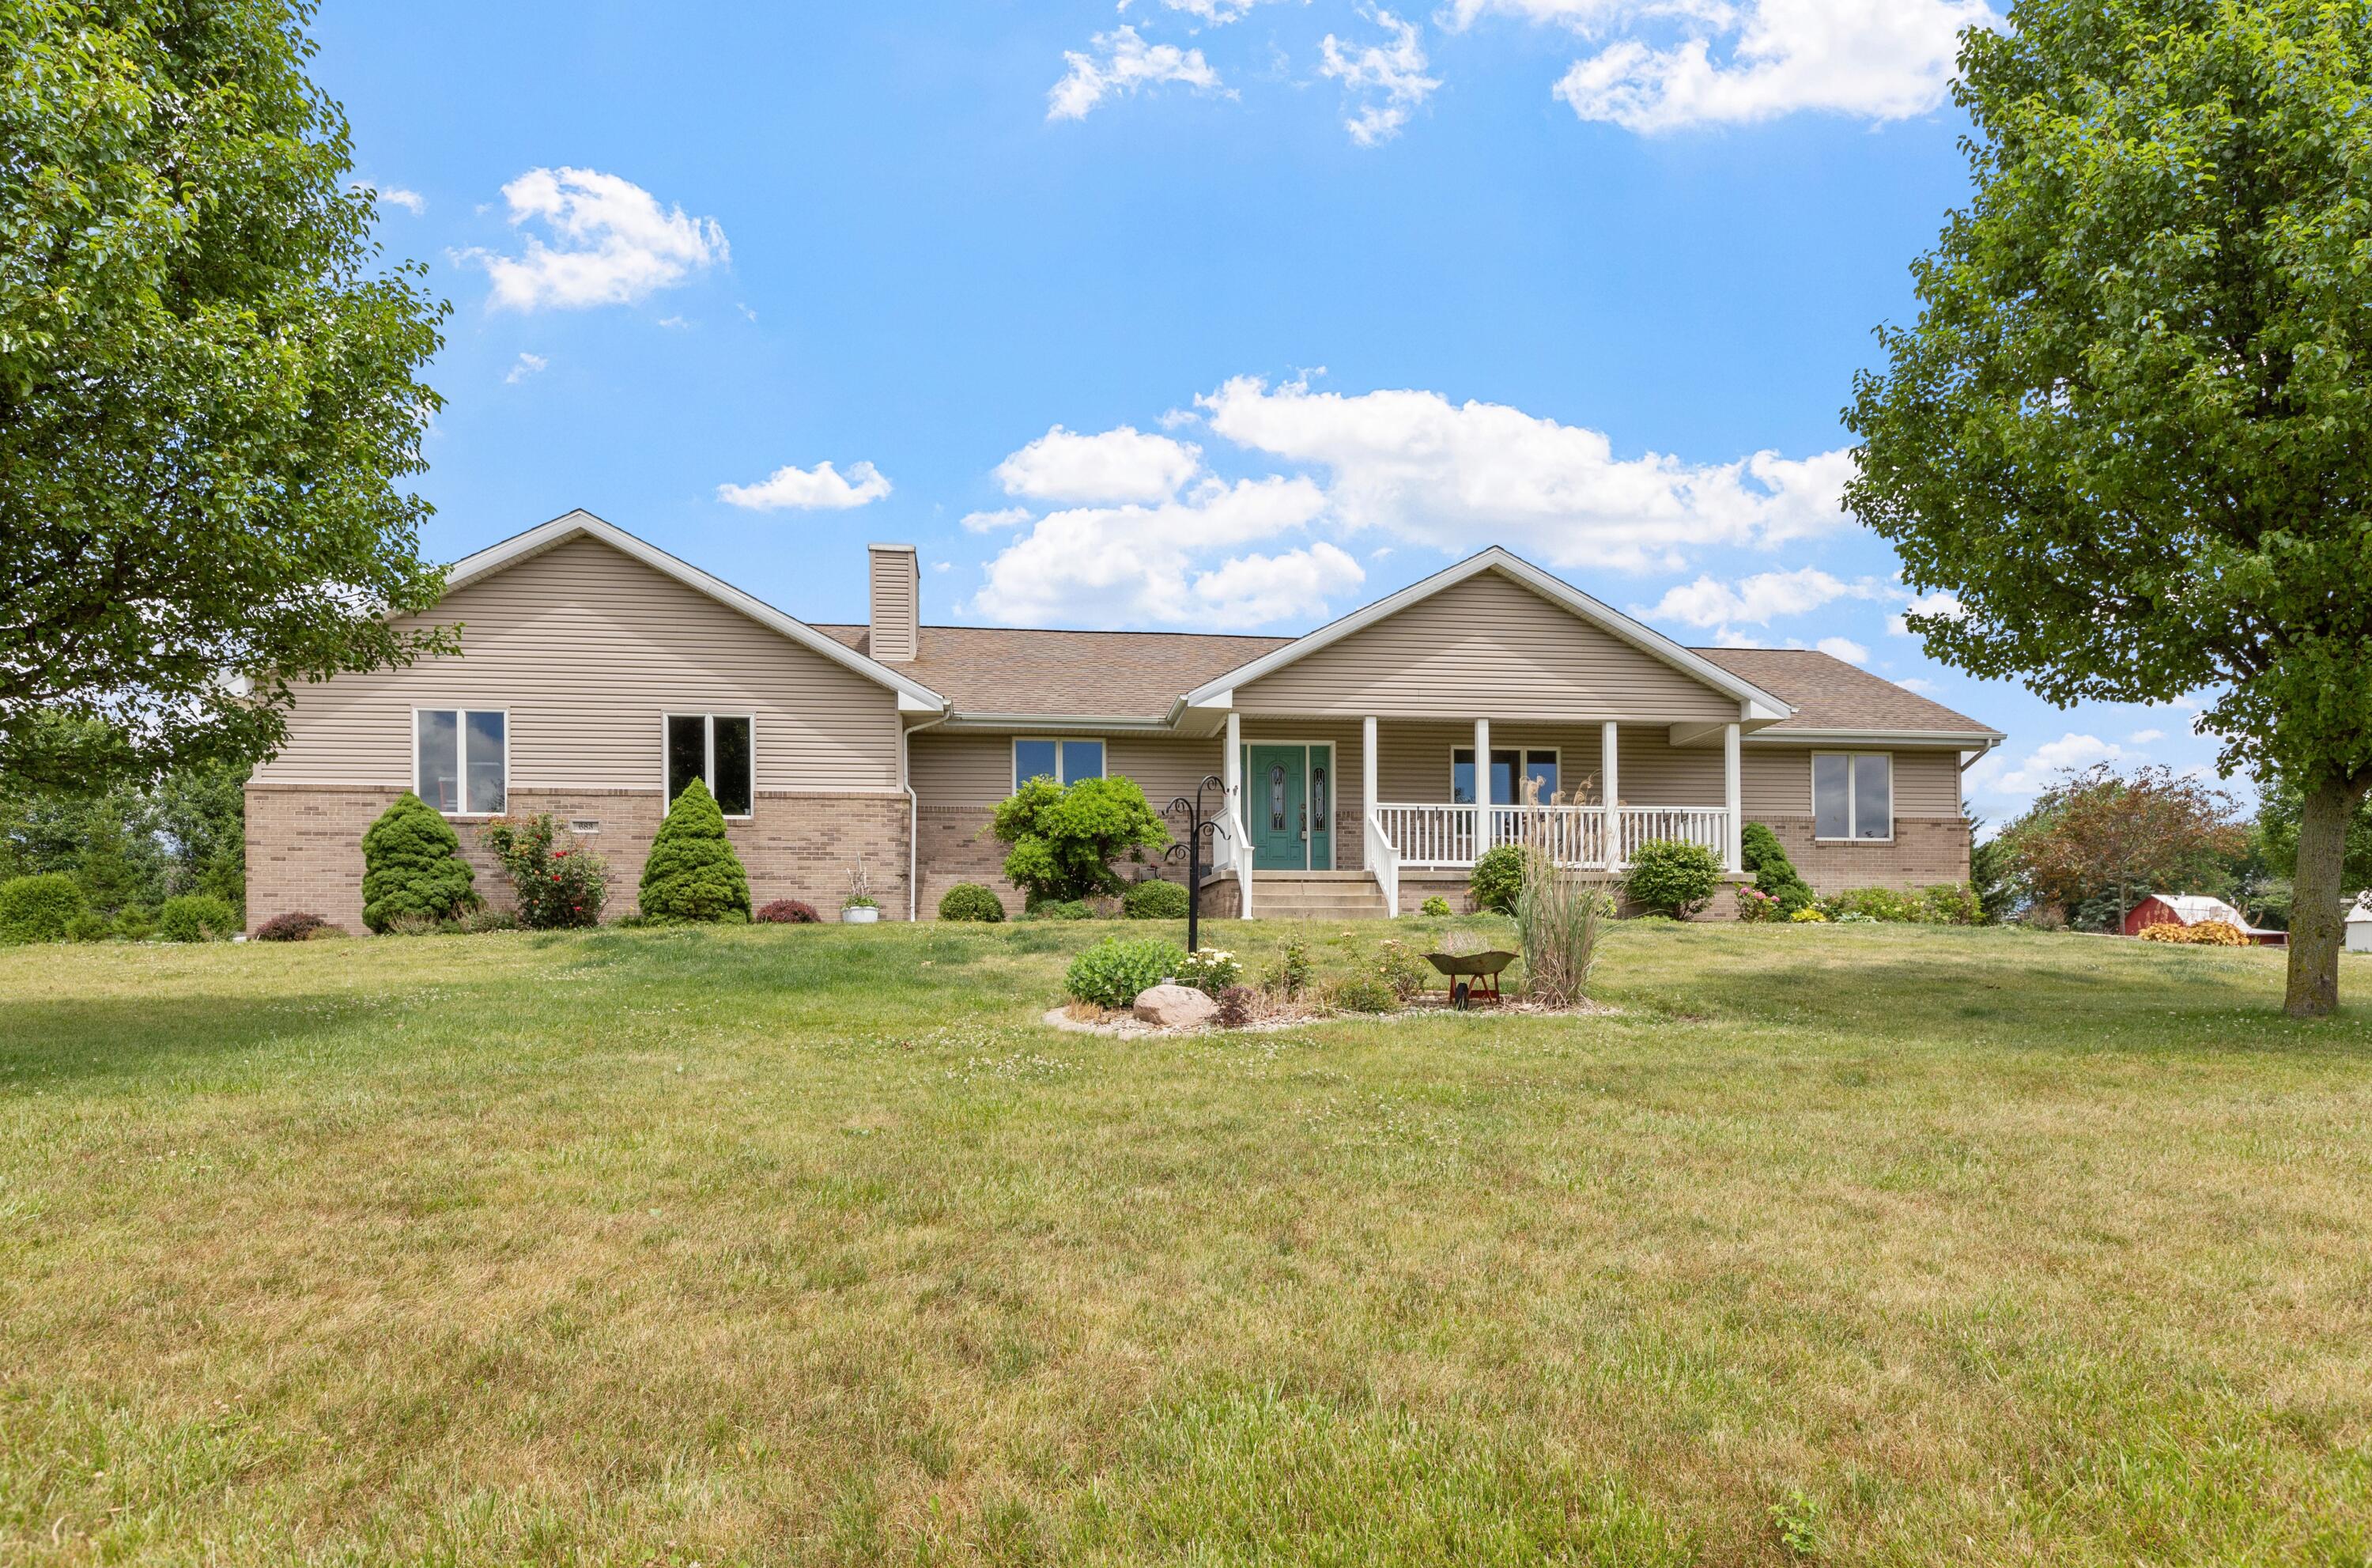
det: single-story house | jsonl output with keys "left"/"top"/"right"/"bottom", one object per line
{"left": 2123, "top": 893, "right": 2287, "bottom": 946}
{"left": 244, "top": 511, "right": 2005, "bottom": 931}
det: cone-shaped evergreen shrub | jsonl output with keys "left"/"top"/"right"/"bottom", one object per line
{"left": 640, "top": 777, "right": 751, "bottom": 922}
{"left": 361, "top": 792, "right": 478, "bottom": 933}
{"left": 1740, "top": 821, "right": 1815, "bottom": 915}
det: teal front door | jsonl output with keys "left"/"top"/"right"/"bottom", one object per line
{"left": 1242, "top": 744, "right": 1333, "bottom": 871}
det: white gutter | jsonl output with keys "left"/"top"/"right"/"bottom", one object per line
{"left": 901, "top": 709, "right": 951, "bottom": 921}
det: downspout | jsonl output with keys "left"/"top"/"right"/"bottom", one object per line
{"left": 903, "top": 709, "right": 950, "bottom": 922}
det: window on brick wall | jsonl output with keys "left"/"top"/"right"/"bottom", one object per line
{"left": 1812, "top": 752, "right": 1892, "bottom": 841}
{"left": 416, "top": 709, "right": 506, "bottom": 815}
{"left": 665, "top": 714, "right": 754, "bottom": 816}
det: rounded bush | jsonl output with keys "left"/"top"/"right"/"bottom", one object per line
{"left": 66, "top": 911, "right": 115, "bottom": 943}
{"left": 1469, "top": 846, "right": 1525, "bottom": 915}
{"left": 639, "top": 778, "right": 752, "bottom": 923}
{"left": 361, "top": 792, "right": 478, "bottom": 933}
{"left": 1065, "top": 936, "right": 1187, "bottom": 1009}
{"left": 1122, "top": 878, "right": 1189, "bottom": 920}
{"left": 255, "top": 911, "right": 331, "bottom": 943}
{"left": 1622, "top": 839, "right": 1721, "bottom": 919}
{"left": 2187, "top": 919, "right": 2249, "bottom": 946}
{"left": 1027, "top": 898, "right": 1093, "bottom": 921}
{"left": 936, "top": 884, "right": 1006, "bottom": 923}
{"left": 157, "top": 894, "right": 237, "bottom": 943}
{"left": 757, "top": 898, "right": 822, "bottom": 924}
{"left": 0, "top": 873, "right": 86, "bottom": 944}
{"left": 1420, "top": 895, "right": 1452, "bottom": 918}
{"left": 1326, "top": 974, "right": 1401, "bottom": 1014}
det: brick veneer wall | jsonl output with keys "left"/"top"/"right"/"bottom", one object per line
{"left": 1755, "top": 814, "right": 1972, "bottom": 896}
{"left": 915, "top": 803, "right": 1194, "bottom": 920}
{"left": 245, "top": 784, "right": 911, "bottom": 933}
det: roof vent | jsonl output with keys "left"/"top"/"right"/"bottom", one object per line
{"left": 867, "top": 543, "right": 918, "bottom": 663}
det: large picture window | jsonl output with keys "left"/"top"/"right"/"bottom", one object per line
{"left": 666, "top": 714, "right": 754, "bottom": 816}
{"left": 416, "top": 709, "right": 506, "bottom": 815}
{"left": 1813, "top": 753, "right": 1893, "bottom": 841}
{"left": 1452, "top": 747, "right": 1559, "bottom": 806}
{"left": 1013, "top": 738, "right": 1105, "bottom": 792}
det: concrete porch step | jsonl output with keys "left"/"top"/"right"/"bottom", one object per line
{"left": 1247, "top": 871, "right": 1392, "bottom": 920}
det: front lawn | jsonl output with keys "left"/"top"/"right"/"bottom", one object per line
{"left": 2, "top": 921, "right": 2366, "bottom": 1564}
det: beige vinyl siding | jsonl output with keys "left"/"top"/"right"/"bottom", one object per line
{"left": 1742, "top": 746, "right": 1965, "bottom": 821}
{"left": 255, "top": 535, "right": 902, "bottom": 792}
{"left": 867, "top": 546, "right": 919, "bottom": 663}
{"left": 1236, "top": 569, "right": 1738, "bottom": 723}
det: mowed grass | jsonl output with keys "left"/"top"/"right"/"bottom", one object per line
{"left": 2, "top": 920, "right": 2370, "bottom": 1566}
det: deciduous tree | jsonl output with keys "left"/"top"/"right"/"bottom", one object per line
{"left": 1848, "top": 0, "right": 2372, "bottom": 1014}
{"left": 1996, "top": 765, "right": 2249, "bottom": 929}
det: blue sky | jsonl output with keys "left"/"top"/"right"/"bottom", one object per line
{"left": 312, "top": 0, "right": 2229, "bottom": 823}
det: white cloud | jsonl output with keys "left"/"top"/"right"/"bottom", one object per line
{"left": 1320, "top": 10, "right": 1441, "bottom": 145}
{"left": 657, "top": 315, "right": 690, "bottom": 329}
{"left": 464, "top": 168, "right": 727, "bottom": 312}
{"left": 716, "top": 459, "right": 892, "bottom": 512}
{"left": 2129, "top": 728, "right": 2166, "bottom": 745}
{"left": 1048, "top": 26, "right": 1227, "bottom": 121}
{"left": 960, "top": 506, "right": 1034, "bottom": 535}
{"left": 1124, "top": 0, "right": 1291, "bottom": 21}
{"left": 1888, "top": 588, "right": 1966, "bottom": 637}
{"left": 353, "top": 180, "right": 426, "bottom": 215}
{"left": 1897, "top": 676, "right": 1940, "bottom": 694}
{"left": 503, "top": 352, "right": 547, "bottom": 384}
{"left": 994, "top": 425, "right": 1202, "bottom": 503}
{"left": 1547, "top": 0, "right": 1995, "bottom": 134}
{"left": 973, "top": 477, "right": 1338, "bottom": 629}
{"left": 1815, "top": 635, "right": 1870, "bottom": 665}
{"left": 1198, "top": 376, "right": 1854, "bottom": 571}
{"left": 1643, "top": 566, "right": 1876, "bottom": 628}
{"left": 1973, "top": 732, "right": 2129, "bottom": 798}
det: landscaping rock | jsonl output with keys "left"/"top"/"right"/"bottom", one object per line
{"left": 1132, "top": 984, "right": 1217, "bottom": 1028}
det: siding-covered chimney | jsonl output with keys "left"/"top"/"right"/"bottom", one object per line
{"left": 867, "top": 543, "right": 919, "bottom": 663}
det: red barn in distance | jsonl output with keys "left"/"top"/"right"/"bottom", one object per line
{"left": 2123, "top": 893, "right": 2287, "bottom": 946}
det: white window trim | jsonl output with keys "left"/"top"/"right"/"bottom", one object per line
{"left": 1449, "top": 745, "right": 1562, "bottom": 807}
{"left": 661, "top": 712, "right": 757, "bottom": 819}
{"left": 413, "top": 706, "right": 510, "bottom": 818}
{"left": 1812, "top": 750, "right": 1894, "bottom": 843}
{"left": 1011, "top": 737, "right": 1106, "bottom": 792}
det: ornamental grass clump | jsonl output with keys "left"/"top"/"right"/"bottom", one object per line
{"left": 639, "top": 779, "right": 751, "bottom": 924}
{"left": 1514, "top": 846, "right": 1613, "bottom": 1007}
{"left": 1064, "top": 936, "right": 1186, "bottom": 1010}
{"left": 361, "top": 792, "right": 478, "bottom": 934}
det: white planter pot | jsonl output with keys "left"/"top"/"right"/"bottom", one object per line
{"left": 841, "top": 905, "right": 881, "bottom": 924}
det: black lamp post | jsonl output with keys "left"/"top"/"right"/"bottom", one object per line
{"left": 1165, "top": 773, "right": 1226, "bottom": 954}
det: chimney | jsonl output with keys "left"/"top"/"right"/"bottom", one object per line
{"left": 867, "top": 543, "right": 919, "bottom": 663}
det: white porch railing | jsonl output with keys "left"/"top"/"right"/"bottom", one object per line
{"left": 1373, "top": 803, "right": 1728, "bottom": 871}
{"left": 1366, "top": 807, "right": 1401, "bottom": 917}
{"left": 1217, "top": 800, "right": 1256, "bottom": 918}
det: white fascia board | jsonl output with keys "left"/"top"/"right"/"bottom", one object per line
{"left": 937, "top": 714, "right": 1178, "bottom": 734}
{"left": 1743, "top": 727, "right": 2008, "bottom": 747}
{"left": 442, "top": 510, "right": 950, "bottom": 712}
{"left": 1178, "top": 547, "right": 1795, "bottom": 718}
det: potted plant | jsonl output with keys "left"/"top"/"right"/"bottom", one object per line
{"left": 840, "top": 860, "right": 882, "bottom": 924}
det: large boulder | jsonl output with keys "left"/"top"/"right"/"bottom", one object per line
{"left": 1133, "top": 984, "right": 1218, "bottom": 1029}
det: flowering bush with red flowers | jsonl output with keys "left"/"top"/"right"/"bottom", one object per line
{"left": 477, "top": 814, "right": 610, "bottom": 930}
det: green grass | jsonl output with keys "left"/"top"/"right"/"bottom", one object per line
{"left": 2, "top": 919, "right": 2369, "bottom": 1565}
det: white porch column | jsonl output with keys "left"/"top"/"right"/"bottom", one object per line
{"left": 1224, "top": 711, "right": 1246, "bottom": 915}
{"left": 1723, "top": 721, "right": 1743, "bottom": 874}
{"left": 1601, "top": 720, "right": 1620, "bottom": 868}
{"left": 1361, "top": 716, "right": 1378, "bottom": 867}
{"left": 1472, "top": 716, "right": 1490, "bottom": 854}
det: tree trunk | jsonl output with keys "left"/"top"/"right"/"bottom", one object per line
{"left": 2284, "top": 779, "right": 2359, "bottom": 1018}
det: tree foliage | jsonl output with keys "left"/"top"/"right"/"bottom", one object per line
{"left": 1, "top": 0, "right": 452, "bottom": 791}
{"left": 0, "top": 717, "right": 248, "bottom": 916}
{"left": 990, "top": 775, "right": 1167, "bottom": 907}
{"left": 639, "top": 779, "right": 751, "bottom": 924}
{"left": 1845, "top": 0, "right": 2372, "bottom": 1012}
{"left": 359, "top": 792, "right": 475, "bottom": 933}
{"left": 1994, "top": 765, "right": 2249, "bottom": 928}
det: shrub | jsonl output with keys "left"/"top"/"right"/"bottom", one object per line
{"left": 937, "top": 884, "right": 1005, "bottom": 923}
{"left": 1214, "top": 985, "right": 1257, "bottom": 1029}
{"left": 1374, "top": 939, "right": 1432, "bottom": 1001}
{"left": 115, "top": 905, "right": 157, "bottom": 942}
{"left": 640, "top": 779, "right": 751, "bottom": 924}
{"left": 1788, "top": 907, "right": 1829, "bottom": 924}
{"left": 454, "top": 908, "right": 518, "bottom": 934}
{"left": 1516, "top": 853, "right": 1614, "bottom": 1007}
{"left": 304, "top": 923, "right": 350, "bottom": 940}
{"left": 1916, "top": 882, "right": 1982, "bottom": 926}
{"left": 1823, "top": 886, "right": 1916, "bottom": 923}
{"left": 157, "top": 893, "right": 236, "bottom": 943}
{"left": 1469, "top": 845, "right": 1525, "bottom": 915}
{"left": 2180, "top": 919, "right": 2249, "bottom": 946}
{"left": 1623, "top": 839, "right": 1721, "bottom": 919}
{"left": 1065, "top": 936, "right": 1187, "bottom": 1009}
{"left": 1326, "top": 974, "right": 1400, "bottom": 1014}
{"left": 2139, "top": 922, "right": 2188, "bottom": 943}
{"left": 1122, "top": 878, "right": 1190, "bottom": 920}
{"left": 991, "top": 775, "right": 1169, "bottom": 907}
{"left": 1177, "top": 947, "right": 1242, "bottom": 992}
{"left": 1263, "top": 939, "right": 1314, "bottom": 1001}
{"left": 361, "top": 792, "right": 478, "bottom": 933}
{"left": 758, "top": 898, "right": 823, "bottom": 924}
{"left": 1027, "top": 898, "right": 1093, "bottom": 920}
{"left": 478, "top": 814, "right": 610, "bottom": 929}
{"left": 0, "top": 872, "right": 87, "bottom": 943}
{"left": 255, "top": 911, "right": 332, "bottom": 943}
{"left": 1420, "top": 895, "right": 1452, "bottom": 918}
{"left": 1736, "top": 886, "right": 1781, "bottom": 923}
{"left": 65, "top": 911, "right": 115, "bottom": 942}
{"left": 1740, "top": 822, "right": 1816, "bottom": 915}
